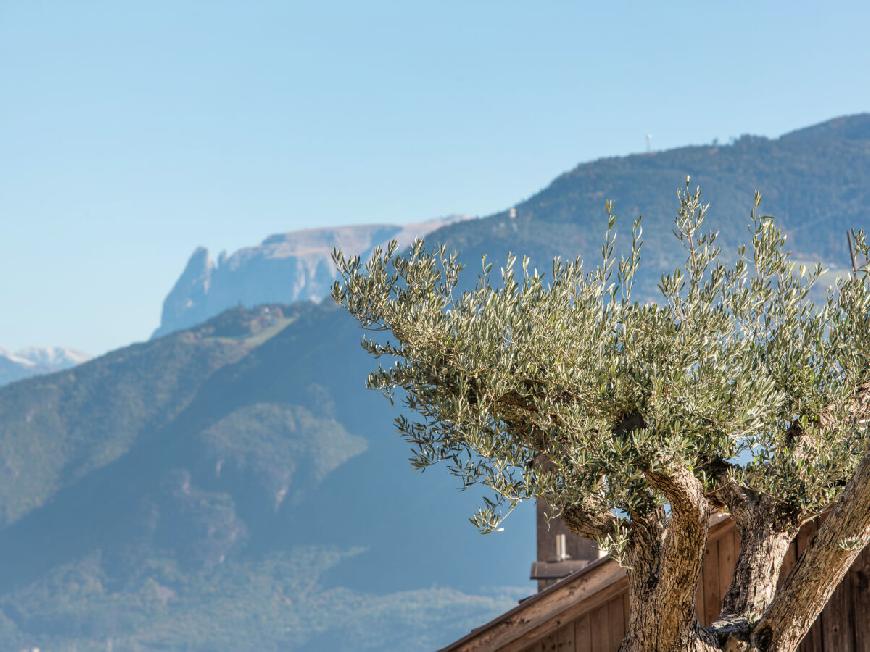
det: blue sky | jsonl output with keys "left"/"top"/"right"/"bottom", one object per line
{"left": 2, "top": 1, "right": 869, "bottom": 353}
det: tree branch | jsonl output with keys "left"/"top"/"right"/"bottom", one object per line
{"left": 752, "top": 447, "right": 870, "bottom": 651}
{"left": 712, "top": 483, "right": 798, "bottom": 622}
{"left": 562, "top": 501, "right": 621, "bottom": 541}
{"left": 721, "top": 518, "right": 795, "bottom": 624}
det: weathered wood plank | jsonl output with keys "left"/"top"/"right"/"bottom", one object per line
{"left": 702, "top": 538, "right": 721, "bottom": 625}
{"left": 574, "top": 614, "right": 593, "bottom": 652}
{"left": 574, "top": 615, "right": 591, "bottom": 652}
{"left": 622, "top": 591, "right": 630, "bottom": 634}
{"left": 851, "top": 547, "right": 870, "bottom": 652}
{"left": 499, "top": 579, "right": 628, "bottom": 652}
{"left": 590, "top": 603, "right": 609, "bottom": 651}
{"left": 694, "top": 582, "right": 704, "bottom": 624}
{"left": 534, "top": 624, "right": 574, "bottom": 652}
{"left": 607, "top": 595, "right": 625, "bottom": 650}
{"left": 717, "top": 529, "right": 737, "bottom": 605}
{"left": 821, "top": 576, "right": 854, "bottom": 652}
{"left": 446, "top": 559, "right": 626, "bottom": 652}
{"left": 797, "top": 520, "right": 817, "bottom": 558}
{"left": 778, "top": 540, "right": 799, "bottom": 589}
{"left": 556, "top": 623, "right": 575, "bottom": 651}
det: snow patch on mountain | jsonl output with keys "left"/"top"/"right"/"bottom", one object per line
{"left": 0, "top": 347, "right": 91, "bottom": 387}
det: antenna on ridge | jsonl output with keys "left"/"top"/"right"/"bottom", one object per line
{"left": 847, "top": 230, "right": 857, "bottom": 273}
{"left": 645, "top": 134, "right": 653, "bottom": 153}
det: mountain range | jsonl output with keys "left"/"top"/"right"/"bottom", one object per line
{"left": 158, "top": 114, "right": 870, "bottom": 335}
{"left": 0, "top": 347, "right": 90, "bottom": 387}
{"left": 0, "top": 114, "right": 868, "bottom": 651}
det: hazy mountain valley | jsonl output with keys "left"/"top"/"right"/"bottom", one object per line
{"left": 1, "top": 114, "right": 869, "bottom": 650}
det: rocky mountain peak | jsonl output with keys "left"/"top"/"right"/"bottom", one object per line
{"left": 154, "top": 215, "right": 471, "bottom": 338}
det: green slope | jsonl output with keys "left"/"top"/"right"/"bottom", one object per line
{"left": 0, "top": 303, "right": 533, "bottom": 651}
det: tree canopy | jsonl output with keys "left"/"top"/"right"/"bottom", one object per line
{"left": 332, "top": 181, "right": 869, "bottom": 651}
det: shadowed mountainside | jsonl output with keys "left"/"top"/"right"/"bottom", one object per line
{"left": 0, "top": 303, "right": 532, "bottom": 651}
{"left": 430, "top": 114, "right": 870, "bottom": 300}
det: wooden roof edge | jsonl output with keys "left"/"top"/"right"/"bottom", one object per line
{"left": 440, "top": 556, "right": 624, "bottom": 652}
{"left": 440, "top": 512, "right": 736, "bottom": 652}
{"left": 498, "top": 576, "right": 630, "bottom": 652}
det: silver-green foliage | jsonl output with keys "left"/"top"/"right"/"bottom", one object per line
{"left": 332, "top": 181, "right": 869, "bottom": 555}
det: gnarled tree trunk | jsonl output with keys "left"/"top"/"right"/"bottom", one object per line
{"left": 618, "top": 470, "right": 719, "bottom": 652}
{"left": 573, "top": 451, "right": 870, "bottom": 652}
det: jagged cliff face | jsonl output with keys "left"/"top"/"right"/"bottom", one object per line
{"left": 154, "top": 216, "right": 470, "bottom": 337}
{"left": 0, "top": 347, "right": 90, "bottom": 387}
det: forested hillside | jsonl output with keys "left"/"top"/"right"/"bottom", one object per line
{"left": 431, "top": 114, "right": 869, "bottom": 300}
{"left": 0, "top": 304, "right": 530, "bottom": 650}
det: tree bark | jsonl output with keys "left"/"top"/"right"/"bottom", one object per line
{"left": 718, "top": 524, "right": 794, "bottom": 623}
{"left": 751, "top": 450, "right": 870, "bottom": 651}
{"left": 562, "top": 499, "right": 622, "bottom": 541}
{"left": 717, "top": 491, "right": 797, "bottom": 621}
{"left": 619, "top": 470, "right": 715, "bottom": 652}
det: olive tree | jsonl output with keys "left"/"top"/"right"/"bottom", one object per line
{"left": 331, "top": 182, "right": 869, "bottom": 652}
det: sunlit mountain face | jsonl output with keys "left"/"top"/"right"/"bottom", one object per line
{"left": 154, "top": 215, "right": 471, "bottom": 338}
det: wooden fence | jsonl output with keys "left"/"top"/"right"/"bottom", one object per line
{"left": 523, "top": 519, "right": 870, "bottom": 652}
